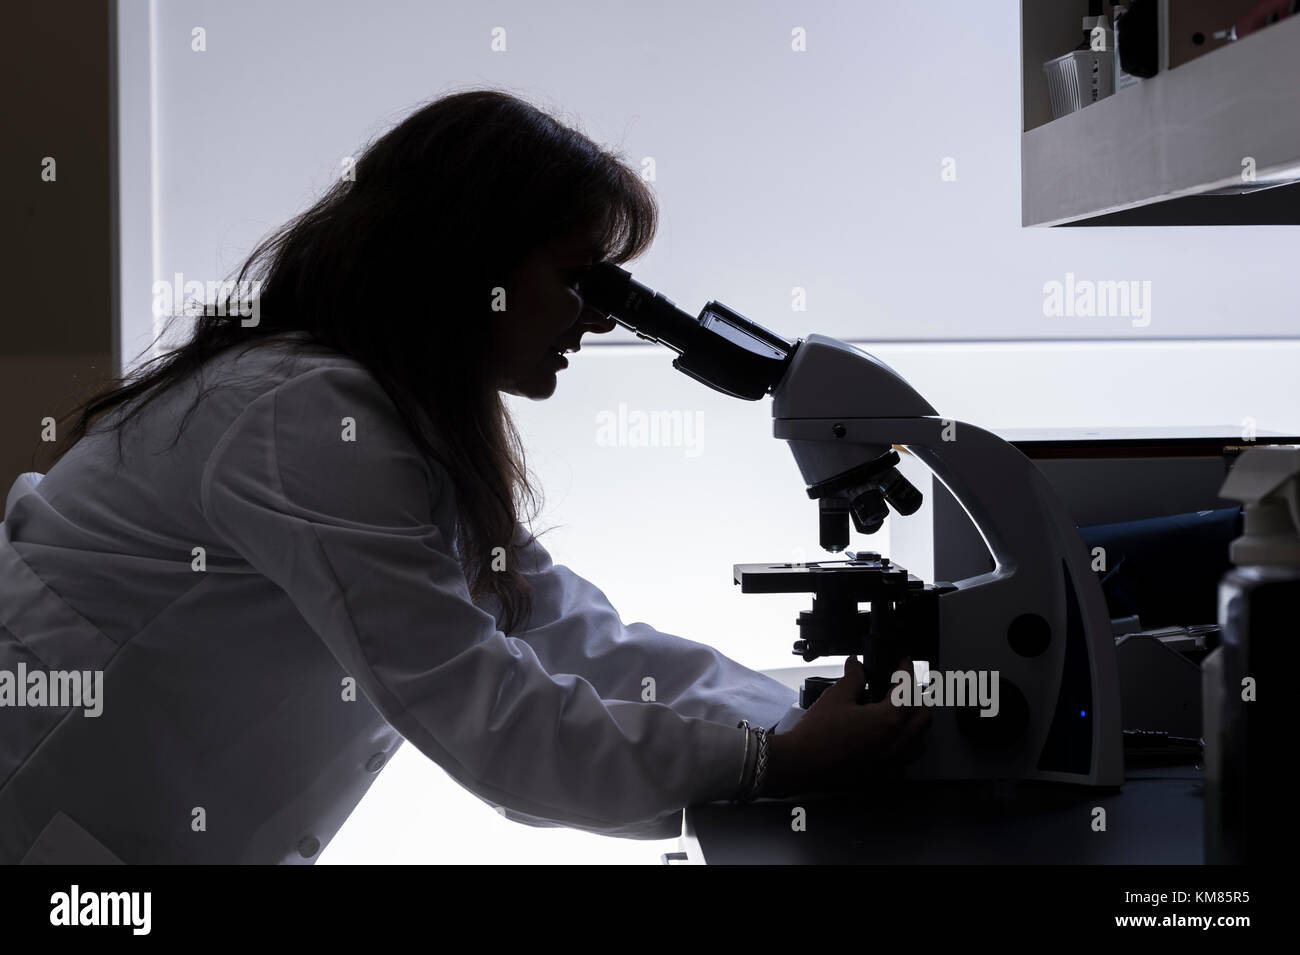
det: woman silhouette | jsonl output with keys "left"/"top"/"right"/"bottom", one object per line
{"left": 0, "top": 89, "right": 928, "bottom": 863}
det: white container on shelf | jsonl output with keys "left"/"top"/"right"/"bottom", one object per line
{"left": 1043, "top": 48, "right": 1116, "bottom": 118}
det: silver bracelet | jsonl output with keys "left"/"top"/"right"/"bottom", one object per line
{"left": 734, "top": 720, "right": 769, "bottom": 803}
{"left": 751, "top": 727, "right": 770, "bottom": 800}
{"left": 736, "top": 720, "right": 752, "bottom": 788}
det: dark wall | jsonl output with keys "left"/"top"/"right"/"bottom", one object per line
{"left": 0, "top": 0, "right": 115, "bottom": 489}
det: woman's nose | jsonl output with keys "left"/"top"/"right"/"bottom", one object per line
{"left": 581, "top": 307, "right": 618, "bottom": 333}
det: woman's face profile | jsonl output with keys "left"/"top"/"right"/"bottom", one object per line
{"left": 491, "top": 225, "right": 618, "bottom": 400}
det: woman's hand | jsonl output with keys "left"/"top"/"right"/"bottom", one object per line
{"left": 762, "top": 655, "right": 932, "bottom": 798}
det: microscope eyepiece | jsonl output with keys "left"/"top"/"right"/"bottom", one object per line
{"left": 580, "top": 260, "right": 795, "bottom": 401}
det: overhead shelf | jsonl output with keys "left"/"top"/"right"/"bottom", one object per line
{"left": 1021, "top": 6, "right": 1300, "bottom": 227}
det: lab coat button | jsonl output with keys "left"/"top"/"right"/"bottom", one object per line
{"left": 365, "top": 752, "right": 386, "bottom": 773}
{"left": 298, "top": 836, "right": 320, "bottom": 858}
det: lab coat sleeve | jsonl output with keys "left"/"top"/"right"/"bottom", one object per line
{"left": 500, "top": 527, "right": 798, "bottom": 732}
{"left": 200, "top": 364, "right": 752, "bottom": 840}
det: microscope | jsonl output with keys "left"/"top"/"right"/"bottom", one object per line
{"left": 579, "top": 261, "right": 1123, "bottom": 788}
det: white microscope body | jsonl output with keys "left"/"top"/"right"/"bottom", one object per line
{"left": 769, "top": 335, "right": 1123, "bottom": 787}
{"left": 582, "top": 260, "right": 1124, "bottom": 789}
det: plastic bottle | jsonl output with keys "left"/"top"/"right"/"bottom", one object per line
{"left": 1207, "top": 445, "right": 1299, "bottom": 864}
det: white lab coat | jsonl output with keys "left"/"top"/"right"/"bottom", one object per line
{"left": 0, "top": 332, "right": 797, "bottom": 863}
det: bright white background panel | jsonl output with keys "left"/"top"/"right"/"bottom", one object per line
{"left": 121, "top": 0, "right": 1299, "bottom": 365}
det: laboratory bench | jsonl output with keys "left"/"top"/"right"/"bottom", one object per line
{"left": 671, "top": 759, "right": 1202, "bottom": 864}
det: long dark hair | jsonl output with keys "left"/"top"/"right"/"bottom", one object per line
{"left": 48, "top": 87, "right": 658, "bottom": 633}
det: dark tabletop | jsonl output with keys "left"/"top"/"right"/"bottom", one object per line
{"left": 684, "top": 760, "right": 1203, "bottom": 864}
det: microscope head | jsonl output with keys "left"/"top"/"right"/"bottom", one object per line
{"left": 581, "top": 266, "right": 927, "bottom": 550}
{"left": 769, "top": 335, "right": 937, "bottom": 551}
